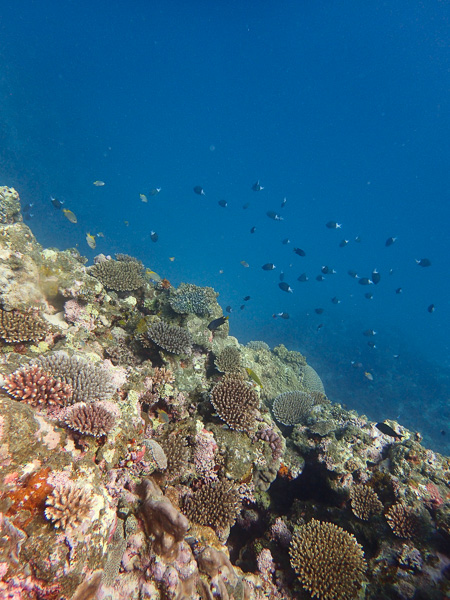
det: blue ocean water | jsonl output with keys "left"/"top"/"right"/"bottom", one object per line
{"left": 1, "top": 1, "right": 449, "bottom": 452}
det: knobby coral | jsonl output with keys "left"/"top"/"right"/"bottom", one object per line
{"left": 35, "top": 351, "right": 115, "bottom": 403}
{"left": 272, "top": 390, "right": 314, "bottom": 426}
{"left": 184, "top": 479, "right": 241, "bottom": 530}
{"left": 289, "top": 519, "right": 367, "bottom": 600}
{"left": 146, "top": 321, "right": 192, "bottom": 355}
{"left": 89, "top": 259, "right": 144, "bottom": 291}
{"left": 169, "top": 282, "right": 218, "bottom": 317}
{"left": 350, "top": 484, "right": 383, "bottom": 521}
{"left": 215, "top": 345, "right": 242, "bottom": 374}
{"left": 210, "top": 374, "right": 259, "bottom": 433}
{"left": 0, "top": 307, "right": 48, "bottom": 343}
{"left": 64, "top": 401, "right": 117, "bottom": 437}
{"left": 45, "top": 481, "right": 93, "bottom": 529}
{"left": 1, "top": 364, "right": 73, "bottom": 407}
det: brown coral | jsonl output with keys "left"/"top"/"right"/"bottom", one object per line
{"left": 184, "top": 479, "right": 241, "bottom": 531}
{"left": 214, "top": 346, "right": 242, "bottom": 373}
{"left": 159, "top": 432, "right": 191, "bottom": 480}
{"left": 350, "top": 484, "right": 383, "bottom": 520}
{"left": 210, "top": 374, "right": 259, "bottom": 433}
{"left": 89, "top": 259, "right": 144, "bottom": 291}
{"left": 0, "top": 307, "right": 48, "bottom": 343}
{"left": 289, "top": 519, "right": 366, "bottom": 600}
{"left": 272, "top": 390, "right": 314, "bottom": 426}
{"left": 146, "top": 321, "right": 192, "bottom": 355}
{"left": 385, "top": 503, "right": 420, "bottom": 539}
{"left": 45, "top": 482, "right": 93, "bottom": 529}
{"left": 1, "top": 365, "right": 73, "bottom": 407}
{"left": 64, "top": 402, "right": 117, "bottom": 437}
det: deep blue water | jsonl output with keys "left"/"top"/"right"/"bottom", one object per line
{"left": 1, "top": 1, "right": 449, "bottom": 452}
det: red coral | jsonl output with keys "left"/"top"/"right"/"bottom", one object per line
{"left": 1, "top": 365, "right": 73, "bottom": 407}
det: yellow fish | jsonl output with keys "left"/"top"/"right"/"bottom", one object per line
{"left": 62, "top": 208, "right": 77, "bottom": 223}
{"left": 86, "top": 233, "right": 96, "bottom": 249}
{"left": 124, "top": 221, "right": 129, "bottom": 227}
{"left": 93, "top": 180, "right": 105, "bottom": 186}
{"left": 169, "top": 257, "right": 175, "bottom": 262}
{"left": 364, "top": 371, "right": 374, "bottom": 381}
{"left": 240, "top": 260, "right": 249, "bottom": 268}
{"left": 246, "top": 367, "right": 263, "bottom": 388}
{"left": 146, "top": 269, "right": 161, "bottom": 282}
{"left": 140, "top": 194, "right": 148, "bottom": 203}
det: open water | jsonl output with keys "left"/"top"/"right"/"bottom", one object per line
{"left": 0, "top": 0, "right": 449, "bottom": 452}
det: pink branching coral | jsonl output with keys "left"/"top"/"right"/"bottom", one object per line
{"left": 1, "top": 365, "right": 73, "bottom": 407}
{"left": 64, "top": 401, "right": 117, "bottom": 437}
{"left": 45, "top": 481, "right": 93, "bottom": 529}
{"left": 193, "top": 428, "right": 218, "bottom": 479}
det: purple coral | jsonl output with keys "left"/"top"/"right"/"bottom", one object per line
{"left": 255, "top": 426, "right": 284, "bottom": 461}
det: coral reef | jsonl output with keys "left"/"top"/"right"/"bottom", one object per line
{"left": 289, "top": 519, "right": 367, "bottom": 600}
{"left": 0, "top": 187, "right": 449, "bottom": 600}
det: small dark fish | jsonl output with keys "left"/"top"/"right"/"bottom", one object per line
{"left": 367, "top": 341, "right": 377, "bottom": 349}
{"left": 316, "top": 275, "right": 325, "bottom": 282}
{"left": 281, "top": 197, "right": 287, "bottom": 208}
{"left": 294, "top": 247, "right": 306, "bottom": 256}
{"left": 363, "top": 329, "right": 377, "bottom": 336}
{"left": 226, "top": 306, "right": 233, "bottom": 313}
{"left": 297, "top": 273, "right": 308, "bottom": 282}
{"left": 150, "top": 231, "right": 158, "bottom": 242}
{"left": 240, "top": 305, "right": 245, "bottom": 310}
{"left": 243, "top": 296, "right": 251, "bottom": 301}
{"left": 375, "top": 422, "right": 403, "bottom": 440}
{"left": 242, "top": 202, "right": 250, "bottom": 209}
{"left": 23, "top": 212, "right": 34, "bottom": 220}
{"left": 339, "top": 239, "right": 349, "bottom": 248}
{"left": 321, "top": 265, "right": 330, "bottom": 274}
{"left": 395, "top": 287, "right": 402, "bottom": 294}
{"left": 385, "top": 236, "right": 397, "bottom": 247}
{"left": 317, "top": 323, "right": 324, "bottom": 331}
{"left": 250, "top": 226, "right": 256, "bottom": 234}
{"left": 315, "top": 308, "right": 324, "bottom": 315}
{"left": 22, "top": 202, "right": 34, "bottom": 213}
{"left": 427, "top": 304, "right": 435, "bottom": 313}
{"left": 354, "top": 235, "right": 362, "bottom": 243}
{"left": 277, "top": 312, "right": 290, "bottom": 319}
{"left": 331, "top": 297, "right": 341, "bottom": 304}
{"left": 371, "top": 269, "right": 381, "bottom": 285}
{"left": 207, "top": 315, "right": 229, "bottom": 331}
{"left": 389, "top": 268, "right": 394, "bottom": 275}
{"left": 278, "top": 282, "right": 293, "bottom": 293}
{"left": 416, "top": 258, "right": 431, "bottom": 267}
{"left": 279, "top": 272, "right": 285, "bottom": 282}
{"left": 348, "top": 270, "right": 359, "bottom": 279}
{"left": 358, "top": 278, "right": 373, "bottom": 286}
{"left": 266, "top": 211, "right": 284, "bottom": 221}
{"left": 326, "top": 221, "right": 342, "bottom": 229}
{"left": 50, "top": 196, "right": 64, "bottom": 209}
{"left": 251, "top": 180, "right": 264, "bottom": 191}
{"left": 364, "top": 292, "right": 374, "bottom": 300}
{"left": 282, "top": 238, "right": 290, "bottom": 245}
{"left": 193, "top": 185, "right": 205, "bottom": 196}
{"left": 262, "top": 263, "right": 276, "bottom": 270}
{"left": 218, "top": 199, "right": 227, "bottom": 208}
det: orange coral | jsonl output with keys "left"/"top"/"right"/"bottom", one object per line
{"left": 160, "top": 278, "right": 171, "bottom": 289}
{"left": 6, "top": 467, "right": 53, "bottom": 527}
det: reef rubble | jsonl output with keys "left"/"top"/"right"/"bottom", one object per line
{"left": 0, "top": 186, "right": 449, "bottom": 600}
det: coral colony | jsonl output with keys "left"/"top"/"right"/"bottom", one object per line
{"left": 0, "top": 185, "right": 449, "bottom": 599}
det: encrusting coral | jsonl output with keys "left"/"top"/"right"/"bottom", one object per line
{"left": 1, "top": 364, "right": 73, "bottom": 407}
{"left": 169, "top": 282, "right": 218, "bottom": 317}
{"left": 0, "top": 307, "right": 48, "bottom": 343}
{"left": 214, "top": 345, "right": 242, "bottom": 373}
{"left": 45, "top": 481, "right": 93, "bottom": 530}
{"left": 289, "top": 519, "right": 367, "bottom": 600}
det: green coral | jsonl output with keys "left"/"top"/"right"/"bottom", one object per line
{"left": 273, "top": 344, "right": 306, "bottom": 367}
